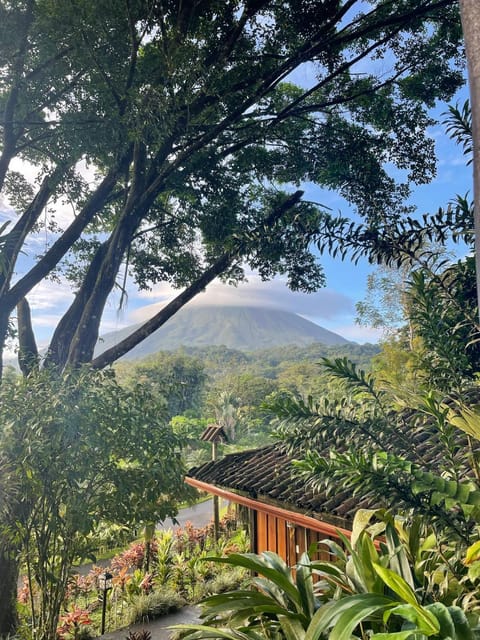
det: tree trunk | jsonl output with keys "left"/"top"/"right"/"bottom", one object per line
{"left": 460, "top": 0, "right": 480, "bottom": 321}
{"left": 17, "top": 297, "right": 39, "bottom": 376}
{"left": 0, "top": 550, "right": 19, "bottom": 636}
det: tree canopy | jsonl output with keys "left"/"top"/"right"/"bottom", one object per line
{"left": 0, "top": 0, "right": 465, "bottom": 377}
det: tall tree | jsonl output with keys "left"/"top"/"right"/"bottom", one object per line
{"left": 0, "top": 0, "right": 465, "bottom": 378}
{"left": 459, "top": 1, "right": 480, "bottom": 320}
{"left": 117, "top": 351, "right": 207, "bottom": 417}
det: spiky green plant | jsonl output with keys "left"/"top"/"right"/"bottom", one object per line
{"left": 173, "top": 514, "right": 478, "bottom": 640}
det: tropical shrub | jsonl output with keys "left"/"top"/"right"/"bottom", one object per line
{"left": 1, "top": 368, "right": 191, "bottom": 640}
{"left": 17, "top": 514, "right": 248, "bottom": 636}
{"left": 267, "top": 354, "right": 480, "bottom": 546}
{"left": 174, "top": 513, "right": 479, "bottom": 640}
{"left": 57, "top": 607, "right": 93, "bottom": 640}
{"left": 126, "top": 589, "right": 187, "bottom": 625}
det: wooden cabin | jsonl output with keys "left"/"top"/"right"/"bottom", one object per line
{"left": 186, "top": 445, "right": 376, "bottom": 564}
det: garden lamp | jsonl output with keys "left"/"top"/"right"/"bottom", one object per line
{"left": 98, "top": 571, "right": 113, "bottom": 635}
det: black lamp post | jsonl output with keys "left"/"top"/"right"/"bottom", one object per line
{"left": 98, "top": 571, "right": 113, "bottom": 635}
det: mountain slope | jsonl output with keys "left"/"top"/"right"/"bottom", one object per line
{"left": 95, "top": 305, "right": 350, "bottom": 359}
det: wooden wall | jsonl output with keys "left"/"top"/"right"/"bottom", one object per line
{"left": 253, "top": 509, "right": 337, "bottom": 566}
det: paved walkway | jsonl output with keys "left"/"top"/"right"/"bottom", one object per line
{"left": 101, "top": 606, "right": 201, "bottom": 640}
{"left": 159, "top": 499, "right": 216, "bottom": 531}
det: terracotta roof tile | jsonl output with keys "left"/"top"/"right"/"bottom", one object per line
{"left": 188, "top": 444, "right": 379, "bottom": 528}
{"left": 187, "top": 423, "right": 477, "bottom": 529}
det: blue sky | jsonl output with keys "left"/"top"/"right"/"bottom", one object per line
{"left": 0, "top": 85, "right": 472, "bottom": 353}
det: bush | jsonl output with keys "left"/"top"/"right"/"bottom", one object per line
{"left": 126, "top": 589, "right": 187, "bottom": 624}
{"left": 196, "top": 567, "right": 247, "bottom": 599}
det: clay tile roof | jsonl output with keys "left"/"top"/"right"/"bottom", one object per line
{"left": 200, "top": 424, "right": 228, "bottom": 443}
{"left": 187, "top": 444, "right": 378, "bottom": 528}
{"left": 188, "top": 411, "right": 478, "bottom": 530}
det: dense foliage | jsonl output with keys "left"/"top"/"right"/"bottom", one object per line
{"left": 0, "top": 2, "right": 473, "bottom": 637}
{"left": 17, "top": 514, "right": 248, "bottom": 639}
{"left": 173, "top": 102, "right": 480, "bottom": 640}
{"left": 113, "top": 342, "right": 380, "bottom": 454}
{"left": 176, "top": 513, "right": 480, "bottom": 640}
{"left": 0, "top": 369, "right": 191, "bottom": 640}
{"left": 0, "top": 0, "right": 464, "bottom": 377}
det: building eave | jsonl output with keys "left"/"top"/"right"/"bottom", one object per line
{"left": 185, "top": 476, "right": 352, "bottom": 540}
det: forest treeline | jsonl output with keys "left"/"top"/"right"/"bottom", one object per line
{"left": 113, "top": 341, "right": 380, "bottom": 458}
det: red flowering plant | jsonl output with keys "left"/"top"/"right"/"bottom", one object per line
{"left": 66, "top": 573, "right": 95, "bottom": 609}
{"left": 111, "top": 543, "right": 144, "bottom": 571}
{"left": 17, "top": 577, "right": 30, "bottom": 606}
{"left": 57, "top": 607, "right": 92, "bottom": 640}
{"left": 110, "top": 539, "right": 158, "bottom": 571}
{"left": 175, "top": 521, "right": 209, "bottom": 555}
{"left": 139, "top": 573, "right": 153, "bottom": 594}
{"left": 112, "top": 566, "right": 131, "bottom": 593}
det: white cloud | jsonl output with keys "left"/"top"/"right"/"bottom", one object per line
{"left": 27, "top": 280, "right": 73, "bottom": 311}
{"left": 0, "top": 197, "right": 13, "bottom": 213}
{"left": 30, "top": 312, "right": 67, "bottom": 328}
{"left": 129, "top": 275, "right": 354, "bottom": 324}
{"left": 327, "top": 323, "right": 383, "bottom": 344}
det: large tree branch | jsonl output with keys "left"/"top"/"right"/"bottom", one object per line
{"left": 0, "top": 164, "right": 67, "bottom": 296}
{"left": 17, "top": 297, "right": 39, "bottom": 376}
{"left": 44, "top": 242, "right": 110, "bottom": 368}
{"left": 63, "top": 144, "right": 166, "bottom": 368}
{"left": 0, "top": 1, "right": 34, "bottom": 191}
{"left": 47, "top": 141, "right": 174, "bottom": 370}
{"left": 274, "top": 0, "right": 456, "bottom": 122}
{"left": 90, "top": 190, "right": 304, "bottom": 369}
{"left": 64, "top": 211, "right": 139, "bottom": 367}
{"left": 4, "top": 147, "right": 133, "bottom": 313}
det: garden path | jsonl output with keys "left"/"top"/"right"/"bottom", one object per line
{"left": 100, "top": 605, "right": 201, "bottom": 640}
{"left": 159, "top": 498, "right": 216, "bottom": 530}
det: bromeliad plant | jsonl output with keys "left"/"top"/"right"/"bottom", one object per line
{"left": 174, "top": 513, "right": 478, "bottom": 640}
{"left": 175, "top": 549, "right": 320, "bottom": 639}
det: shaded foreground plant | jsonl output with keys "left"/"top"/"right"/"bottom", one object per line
{"left": 0, "top": 368, "right": 191, "bottom": 640}
{"left": 15, "top": 511, "right": 248, "bottom": 637}
{"left": 268, "top": 354, "right": 480, "bottom": 544}
{"left": 173, "top": 513, "right": 479, "bottom": 640}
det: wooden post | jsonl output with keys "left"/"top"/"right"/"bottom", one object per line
{"left": 212, "top": 440, "right": 220, "bottom": 541}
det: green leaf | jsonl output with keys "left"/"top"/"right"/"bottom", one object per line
{"left": 305, "top": 594, "right": 395, "bottom": 640}
{"left": 385, "top": 523, "right": 415, "bottom": 589}
{"left": 373, "top": 563, "right": 418, "bottom": 606}
{"left": 467, "top": 561, "right": 480, "bottom": 582}
{"left": 448, "top": 605, "right": 474, "bottom": 640}
{"left": 329, "top": 596, "right": 397, "bottom": 640}
{"left": 351, "top": 508, "right": 380, "bottom": 546}
{"left": 350, "top": 532, "right": 382, "bottom": 593}
{"left": 424, "top": 603, "right": 455, "bottom": 639}
{"left": 199, "top": 590, "right": 286, "bottom": 614}
{"left": 171, "top": 624, "right": 257, "bottom": 640}
{"left": 278, "top": 615, "right": 306, "bottom": 640}
{"left": 296, "top": 552, "right": 316, "bottom": 618}
{"left": 373, "top": 564, "right": 439, "bottom": 636}
{"left": 371, "top": 632, "right": 421, "bottom": 640}
{"left": 206, "top": 553, "right": 299, "bottom": 605}
{"left": 384, "top": 603, "right": 439, "bottom": 636}
{"left": 464, "top": 540, "right": 480, "bottom": 565}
